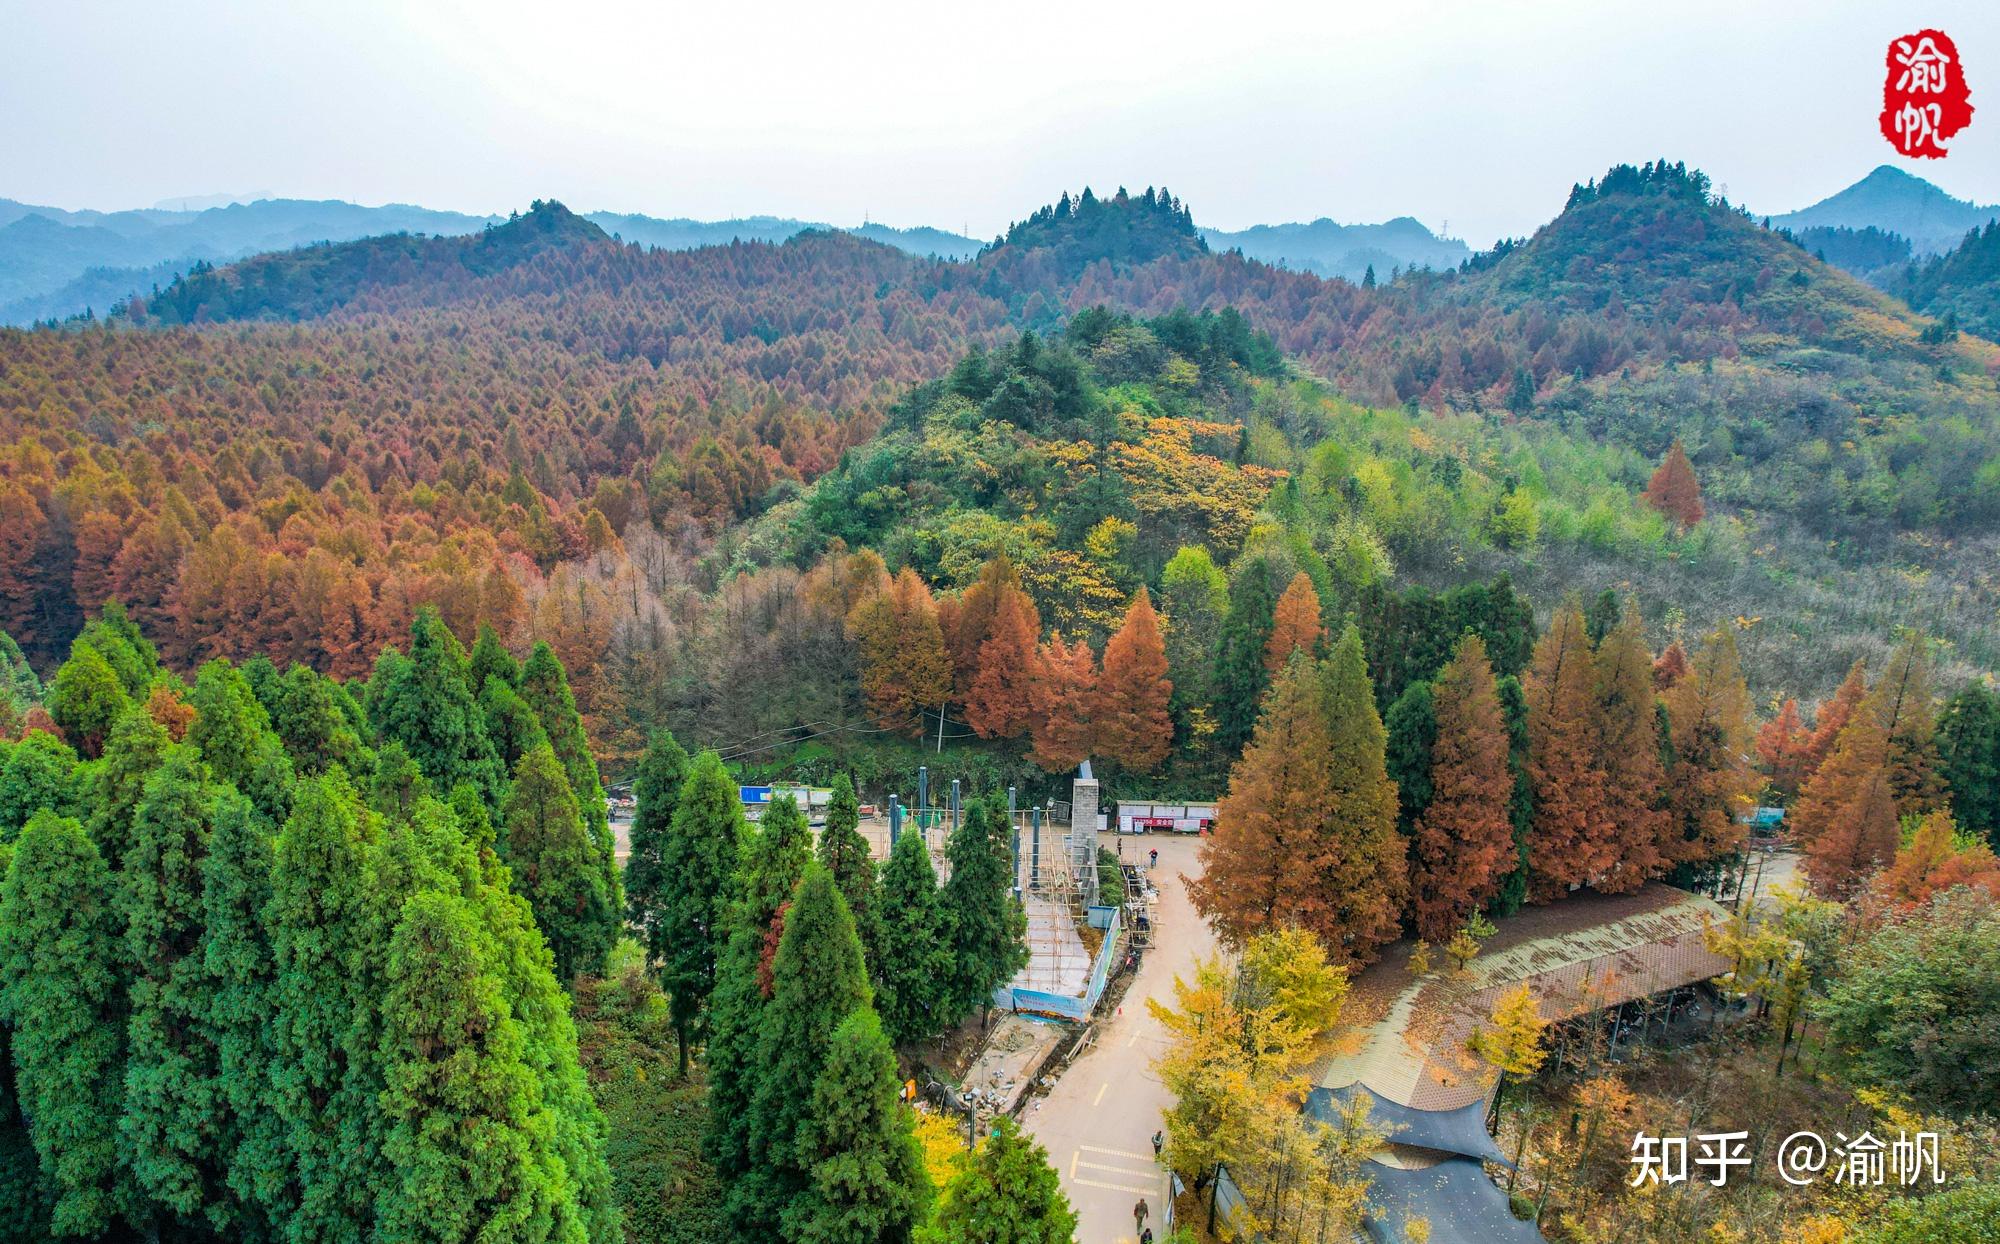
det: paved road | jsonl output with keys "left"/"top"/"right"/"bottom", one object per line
{"left": 1022, "top": 831, "right": 1218, "bottom": 1244}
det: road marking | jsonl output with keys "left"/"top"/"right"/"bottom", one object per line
{"left": 1076, "top": 1159, "right": 1156, "bottom": 1181}
{"left": 1071, "top": 1174, "right": 1160, "bottom": 1197}
{"left": 1080, "top": 1144, "right": 1157, "bottom": 1162}
{"left": 1093, "top": 1082, "right": 1108, "bottom": 1107}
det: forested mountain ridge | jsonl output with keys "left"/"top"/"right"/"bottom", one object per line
{"left": 2, "top": 162, "right": 1997, "bottom": 703}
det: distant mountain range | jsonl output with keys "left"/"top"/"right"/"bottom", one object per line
{"left": 1766, "top": 165, "right": 1999, "bottom": 256}
{"left": 7, "top": 165, "right": 1997, "bottom": 327}
{"left": 1202, "top": 217, "right": 1468, "bottom": 280}
{"left": 0, "top": 191, "right": 1466, "bottom": 325}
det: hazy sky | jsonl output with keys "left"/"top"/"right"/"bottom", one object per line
{"left": 6, "top": 0, "right": 1998, "bottom": 247}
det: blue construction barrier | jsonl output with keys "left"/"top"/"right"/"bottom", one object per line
{"left": 995, "top": 907, "right": 1123, "bottom": 1020}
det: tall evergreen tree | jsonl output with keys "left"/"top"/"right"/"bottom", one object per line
{"left": 467, "top": 623, "right": 520, "bottom": 693}
{"left": 1591, "top": 600, "right": 1668, "bottom": 892}
{"left": 368, "top": 608, "right": 505, "bottom": 811}
{"left": 120, "top": 745, "right": 228, "bottom": 1224}
{"left": 1523, "top": 601, "right": 1611, "bottom": 900}
{"left": 45, "top": 639, "right": 131, "bottom": 759}
{"left": 655, "top": 748, "right": 745, "bottom": 1073}
{"left": 1160, "top": 545, "right": 1229, "bottom": 730}
{"left": 918, "top": 1116, "right": 1077, "bottom": 1244}
{"left": 0, "top": 729, "right": 80, "bottom": 839}
{"left": 785, "top": 1007, "right": 931, "bottom": 1244}
{"left": 1212, "top": 559, "right": 1279, "bottom": 758}
{"left": 1383, "top": 680, "right": 1436, "bottom": 836}
{"left": 501, "top": 743, "right": 614, "bottom": 982}
{"left": 519, "top": 641, "right": 619, "bottom": 917}
{"left": 873, "top": 826, "right": 953, "bottom": 1046}
{"left": 263, "top": 771, "right": 386, "bottom": 1239}
{"left": 1939, "top": 682, "right": 2000, "bottom": 844}
{"left": 85, "top": 703, "right": 170, "bottom": 869}
{"left": 706, "top": 796, "right": 812, "bottom": 1198}
{"left": 480, "top": 677, "right": 549, "bottom": 775}
{"left": 199, "top": 786, "right": 282, "bottom": 1239}
{"left": 623, "top": 727, "right": 689, "bottom": 982}
{"left": 0, "top": 811, "right": 134, "bottom": 1236}
{"left": 817, "top": 773, "right": 876, "bottom": 955}
{"left": 1315, "top": 624, "right": 1408, "bottom": 966}
{"left": 1410, "top": 636, "right": 1513, "bottom": 941}
{"left": 1491, "top": 674, "right": 1535, "bottom": 915}
{"left": 741, "top": 866, "right": 873, "bottom": 1242}
{"left": 187, "top": 657, "right": 295, "bottom": 825}
{"left": 376, "top": 889, "right": 568, "bottom": 1244}
{"left": 940, "top": 796, "right": 1029, "bottom": 1022}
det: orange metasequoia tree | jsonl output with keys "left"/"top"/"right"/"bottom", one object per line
{"left": 1803, "top": 659, "right": 1868, "bottom": 781}
{"left": 1661, "top": 627, "right": 1758, "bottom": 868}
{"left": 1263, "top": 572, "right": 1325, "bottom": 674}
{"left": 1523, "top": 600, "right": 1612, "bottom": 902}
{"left": 965, "top": 586, "right": 1042, "bottom": 740}
{"left": 1590, "top": 600, "right": 1667, "bottom": 893}
{"left": 1094, "top": 588, "right": 1173, "bottom": 772}
{"left": 1756, "top": 699, "right": 1811, "bottom": 801}
{"left": 1643, "top": 440, "right": 1704, "bottom": 528}
{"left": 1792, "top": 704, "right": 1900, "bottom": 898}
{"left": 1029, "top": 636, "right": 1097, "bottom": 773}
{"left": 1409, "top": 634, "right": 1513, "bottom": 942}
{"left": 847, "top": 567, "right": 952, "bottom": 737}
{"left": 1189, "top": 653, "right": 1342, "bottom": 948}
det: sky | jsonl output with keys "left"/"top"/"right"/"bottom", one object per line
{"left": 5, "top": 0, "right": 1998, "bottom": 248}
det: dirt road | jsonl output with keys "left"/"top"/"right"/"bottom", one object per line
{"left": 1021, "top": 831, "right": 1217, "bottom": 1244}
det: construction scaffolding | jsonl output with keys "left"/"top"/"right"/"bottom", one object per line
{"left": 860, "top": 765, "right": 1125, "bottom": 1021}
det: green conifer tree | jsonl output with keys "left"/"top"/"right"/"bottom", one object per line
{"left": 263, "top": 771, "right": 385, "bottom": 1238}
{"left": 85, "top": 703, "right": 169, "bottom": 868}
{"left": 1315, "top": 625, "right": 1409, "bottom": 965}
{"left": 624, "top": 730, "right": 692, "bottom": 984}
{"left": 742, "top": 865, "right": 872, "bottom": 1241}
{"left": 519, "top": 642, "right": 619, "bottom": 915}
{"left": 873, "top": 826, "right": 953, "bottom": 1046}
{"left": 940, "top": 795, "right": 1029, "bottom": 1023}
{"left": 919, "top": 1116, "right": 1077, "bottom": 1244}
{"left": 199, "top": 786, "right": 283, "bottom": 1238}
{"left": 653, "top": 746, "right": 745, "bottom": 1073}
{"left": 785, "top": 1007, "right": 931, "bottom": 1244}
{"left": 1212, "top": 559, "right": 1279, "bottom": 758}
{"left": 1939, "top": 682, "right": 2000, "bottom": 844}
{"left": 468, "top": 623, "right": 520, "bottom": 693}
{"left": 376, "top": 890, "right": 567, "bottom": 1244}
{"left": 0, "top": 811, "right": 134, "bottom": 1236}
{"left": 121, "top": 745, "right": 228, "bottom": 1222}
{"left": 501, "top": 743, "right": 614, "bottom": 982}
{"left": 187, "top": 658, "right": 296, "bottom": 824}
{"left": 46, "top": 639, "right": 131, "bottom": 759}
{"left": 818, "top": 774, "right": 875, "bottom": 954}
{"left": 705, "top": 795, "right": 813, "bottom": 1210}
{"left": 1384, "top": 680, "right": 1436, "bottom": 834}
{"left": 0, "top": 730, "right": 80, "bottom": 838}
{"left": 368, "top": 608, "right": 505, "bottom": 811}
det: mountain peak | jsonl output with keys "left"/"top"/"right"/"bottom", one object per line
{"left": 989, "top": 185, "right": 1206, "bottom": 269}
{"left": 1770, "top": 168, "right": 1998, "bottom": 255}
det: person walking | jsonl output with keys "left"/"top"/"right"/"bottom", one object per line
{"left": 1148, "top": 847, "right": 1158, "bottom": 869}
{"left": 1152, "top": 1129, "right": 1164, "bottom": 1158}
{"left": 1133, "top": 1197, "right": 1150, "bottom": 1233}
